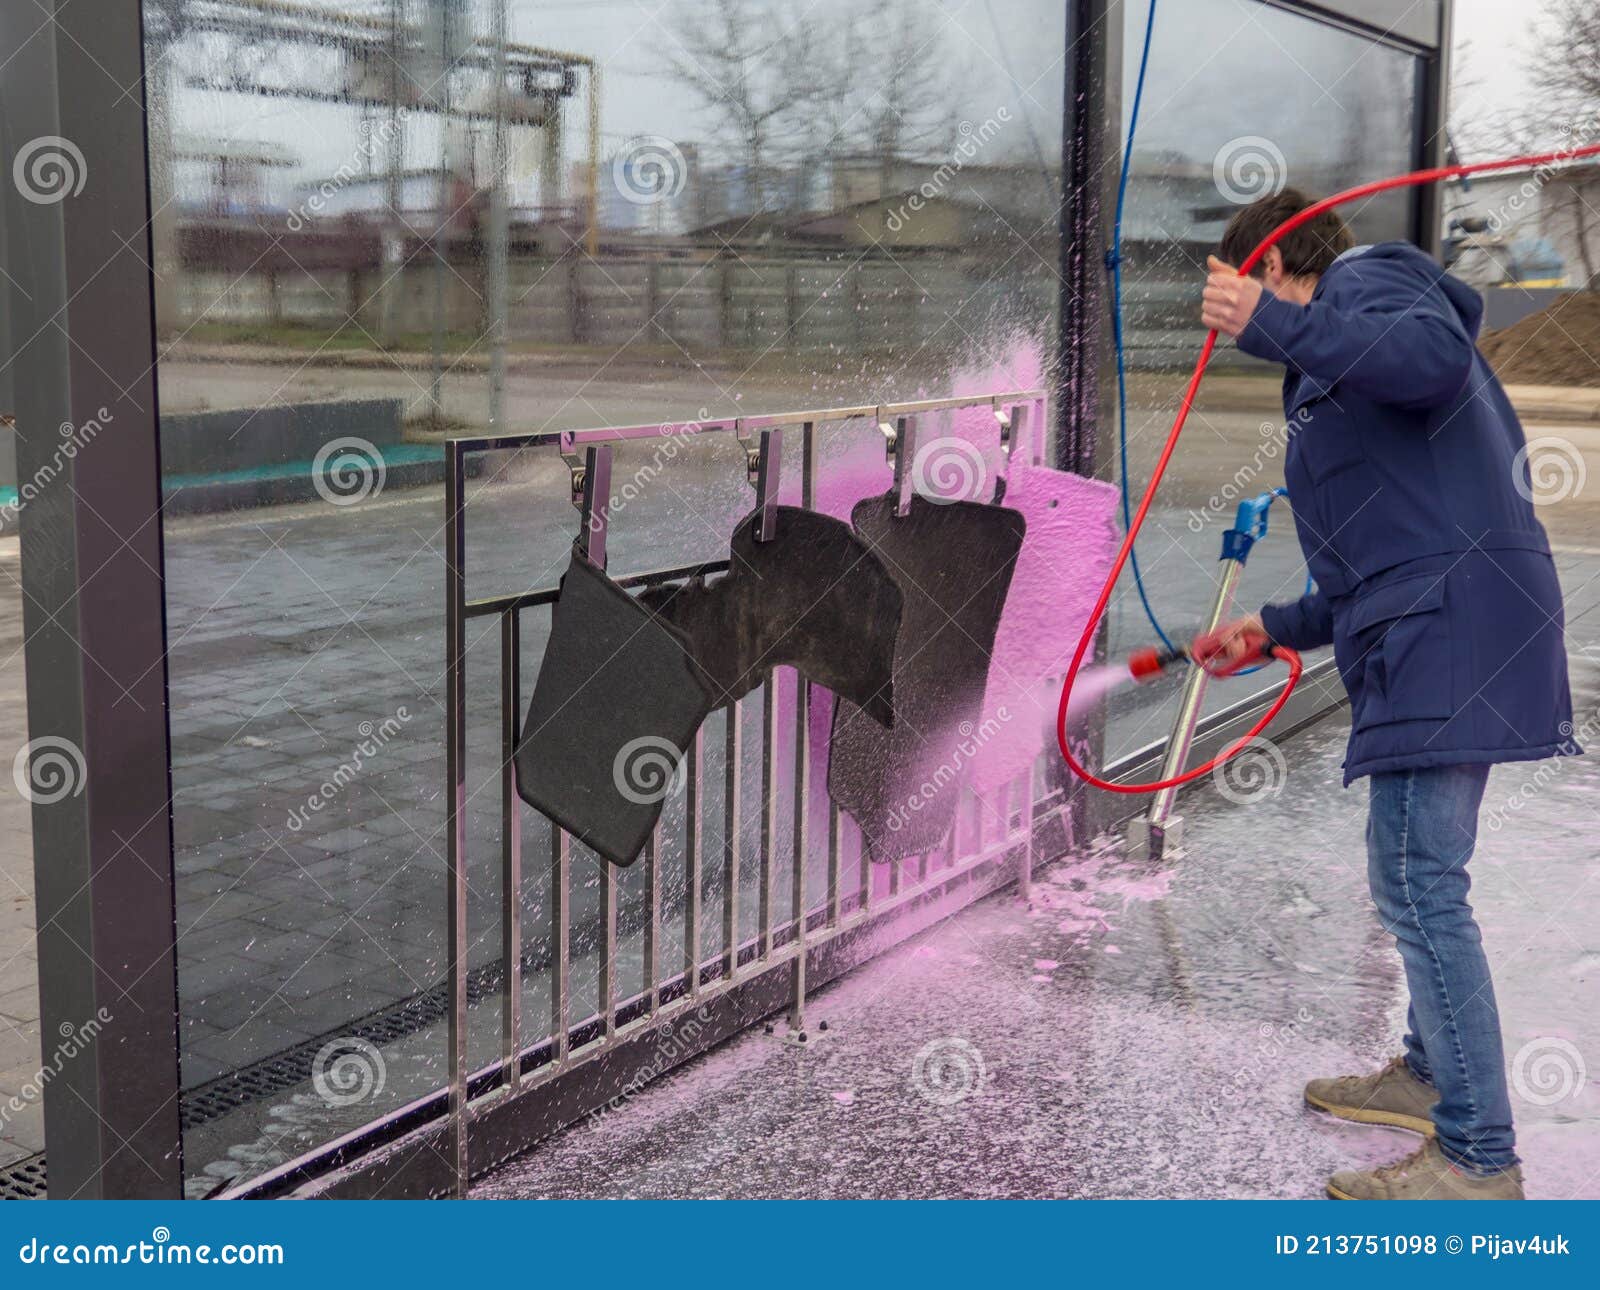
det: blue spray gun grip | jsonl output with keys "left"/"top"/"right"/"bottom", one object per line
{"left": 1220, "top": 488, "right": 1288, "bottom": 565}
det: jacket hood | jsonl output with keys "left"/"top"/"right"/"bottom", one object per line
{"left": 1328, "top": 241, "right": 1484, "bottom": 341}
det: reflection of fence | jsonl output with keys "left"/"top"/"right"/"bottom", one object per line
{"left": 229, "top": 389, "right": 1068, "bottom": 1198}
{"left": 178, "top": 255, "right": 1054, "bottom": 353}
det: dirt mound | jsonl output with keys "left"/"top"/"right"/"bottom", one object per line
{"left": 1478, "top": 290, "right": 1600, "bottom": 387}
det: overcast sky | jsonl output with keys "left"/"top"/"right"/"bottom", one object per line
{"left": 1451, "top": 0, "right": 1537, "bottom": 132}
{"left": 172, "top": 1, "right": 1543, "bottom": 194}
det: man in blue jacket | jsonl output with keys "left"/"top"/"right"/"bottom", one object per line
{"left": 1194, "top": 188, "right": 1574, "bottom": 1201}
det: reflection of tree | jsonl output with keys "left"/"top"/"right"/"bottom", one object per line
{"left": 827, "top": 3, "right": 965, "bottom": 192}
{"left": 1449, "top": 4, "right": 1600, "bottom": 289}
{"left": 665, "top": 0, "right": 966, "bottom": 212}
{"left": 1529, "top": 0, "right": 1600, "bottom": 288}
{"left": 663, "top": 0, "right": 827, "bottom": 210}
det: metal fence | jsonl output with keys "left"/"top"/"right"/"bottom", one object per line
{"left": 230, "top": 388, "right": 1072, "bottom": 1198}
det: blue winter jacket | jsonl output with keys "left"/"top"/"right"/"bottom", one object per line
{"left": 1240, "top": 241, "right": 1575, "bottom": 784}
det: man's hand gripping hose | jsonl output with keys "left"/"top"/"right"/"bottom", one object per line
{"left": 1056, "top": 138, "right": 1600, "bottom": 795}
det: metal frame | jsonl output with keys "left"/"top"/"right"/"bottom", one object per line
{"left": 1074, "top": 0, "right": 1453, "bottom": 837}
{"left": 229, "top": 389, "right": 1056, "bottom": 1199}
{"left": 2, "top": 1, "right": 184, "bottom": 1198}
{"left": 1259, "top": 0, "right": 1447, "bottom": 52}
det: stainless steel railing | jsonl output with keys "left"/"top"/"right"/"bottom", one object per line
{"left": 435, "top": 388, "right": 1057, "bottom": 1196}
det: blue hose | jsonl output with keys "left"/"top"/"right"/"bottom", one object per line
{"left": 1108, "top": 0, "right": 1174, "bottom": 652}
{"left": 1108, "top": 0, "right": 1310, "bottom": 669}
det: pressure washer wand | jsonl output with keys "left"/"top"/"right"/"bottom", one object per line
{"left": 1128, "top": 491, "right": 1285, "bottom": 857}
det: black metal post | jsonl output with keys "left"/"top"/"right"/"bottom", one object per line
{"left": 1057, "top": 0, "right": 1121, "bottom": 479}
{"left": 1413, "top": 0, "right": 1454, "bottom": 256}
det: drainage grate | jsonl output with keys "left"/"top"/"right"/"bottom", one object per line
{"left": 0, "top": 1153, "right": 46, "bottom": 1200}
{"left": 0, "top": 957, "right": 525, "bottom": 1199}
{"left": 179, "top": 955, "right": 512, "bottom": 1130}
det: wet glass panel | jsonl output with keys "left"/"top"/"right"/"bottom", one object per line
{"left": 1106, "top": 0, "right": 1423, "bottom": 759}
{"left": 149, "top": 0, "right": 1073, "bottom": 1192}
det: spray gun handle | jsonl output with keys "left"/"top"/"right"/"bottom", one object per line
{"left": 1199, "top": 636, "right": 1276, "bottom": 678}
{"left": 1220, "top": 488, "right": 1289, "bottom": 565}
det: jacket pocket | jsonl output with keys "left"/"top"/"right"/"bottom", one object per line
{"left": 1347, "top": 573, "right": 1453, "bottom": 731}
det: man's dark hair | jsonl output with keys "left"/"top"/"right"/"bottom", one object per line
{"left": 1219, "top": 187, "right": 1354, "bottom": 279}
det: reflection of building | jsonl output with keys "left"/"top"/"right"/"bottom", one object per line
{"left": 1112, "top": 149, "right": 1416, "bottom": 368}
{"left": 173, "top": 135, "right": 298, "bottom": 215}
{"left": 826, "top": 154, "right": 1059, "bottom": 226}
{"left": 596, "top": 143, "right": 701, "bottom": 235}
{"left": 1444, "top": 165, "right": 1600, "bottom": 289}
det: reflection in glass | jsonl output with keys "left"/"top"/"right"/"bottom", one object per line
{"left": 1104, "top": 0, "right": 1422, "bottom": 758}
{"left": 147, "top": 0, "right": 1072, "bottom": 1192}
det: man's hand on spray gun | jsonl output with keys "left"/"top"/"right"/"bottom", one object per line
{"left": 1191, "top": 613, "right": 1273, "bottom": 676}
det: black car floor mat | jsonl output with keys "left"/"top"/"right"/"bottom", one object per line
{"left": 828, "top": 492, "right": 1026, "bottom": 864}
{"left": 637, "top": 505, "right": 902, "bottom": 724}
{"left": 515, "top": 553, "right": 715, "bottom": 867}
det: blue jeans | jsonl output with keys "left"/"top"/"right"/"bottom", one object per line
{"left": 1366, "top": 763, "right": 1517, "bottom": 1174}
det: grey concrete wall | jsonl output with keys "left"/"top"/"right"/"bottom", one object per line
{"left": 176, "top": 256, "right": 1057, "bottom": 355}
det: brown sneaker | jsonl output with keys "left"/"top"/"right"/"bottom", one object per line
{"left": 1305, "top": 1055, "right": 1437, "bottom": 1135}
{"left": 1327, "top": 1138, "right": 1524, "bottom": 1199}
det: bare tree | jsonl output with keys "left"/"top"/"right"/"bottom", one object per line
{"left": 1530, "top": 0, "right": 1600, "bottom": 104}
{"left": 1446, "top": 11, "right": 1600, "bottom": 289}
{"left": 662, "top": 0, "right": 827, "bottom": 212}
{"left": 1527, "top": 0, "right": 1600, "bottom": 288}
{"left": 849, "top": 3, "right": 966, "bottom": 193}
{"left": 664, "top": 0, "right": 970, "bottom": 214}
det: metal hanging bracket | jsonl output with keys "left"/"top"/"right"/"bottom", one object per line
{"left": 879, "top": 412, "right": 918, "bottom": 517}
{"left": 1005, "top": 401, "right": 1033, "bottom": 464}
{"left": 558, "top": 433, "right": 612, "bottom": 570}
{"left": 736, "top": 421, "right": 783, "bottom": 542}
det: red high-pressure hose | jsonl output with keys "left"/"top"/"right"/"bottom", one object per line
{"left": 1057, "top": 140, "right": 1600, "bottom": 795}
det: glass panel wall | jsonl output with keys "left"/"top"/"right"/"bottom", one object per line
{"left": 1105, "top": 0, "right": 1423, "bottom": 759}
{"left": 146, "top": 0, "right": 1071, "bottom": 1193}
